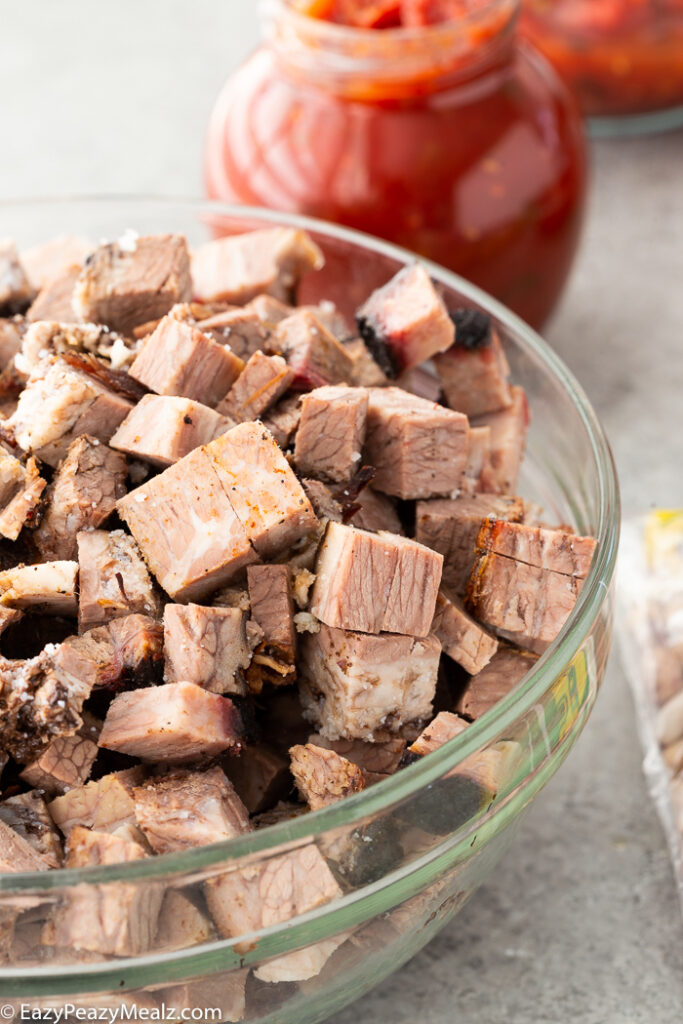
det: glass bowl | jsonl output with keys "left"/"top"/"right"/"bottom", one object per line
{"left": 0, "top": 198, "right": 619, "bottom": 1024}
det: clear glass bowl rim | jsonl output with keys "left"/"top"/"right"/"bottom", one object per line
{"left": 0, "top": 195, "right": 620, "bottom": 892}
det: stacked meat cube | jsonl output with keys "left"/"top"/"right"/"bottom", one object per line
{"left": 0, "top": 226, "right": 596, "bottom": 980}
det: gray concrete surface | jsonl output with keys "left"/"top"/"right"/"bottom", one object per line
{"left": 1, "top": 3, "right": 682, "bottom": 1020}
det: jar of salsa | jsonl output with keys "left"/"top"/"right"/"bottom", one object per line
{"left": 520, "top": 0, "right": 683, "bottom": 128}
{"left": 205, "top": 0, "right": 587, "bottom": 328}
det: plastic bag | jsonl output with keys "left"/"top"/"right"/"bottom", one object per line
{"left": 617, "top": 511, "right": 683, "bottom": 906}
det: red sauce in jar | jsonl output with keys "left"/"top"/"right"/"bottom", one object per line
{"left": 520, "top": 0, "right": 683, "bottom": 119}
{"left": 205, "top": 0, "right": 586, "bottom": 328}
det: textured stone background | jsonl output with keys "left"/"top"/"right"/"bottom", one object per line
{"left": 1, "top": 3, "right": 682, "bottom": 1020}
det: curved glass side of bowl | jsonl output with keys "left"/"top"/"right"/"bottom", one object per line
{"left": 0, "top": 199, "right": 618, "bottom": 1023}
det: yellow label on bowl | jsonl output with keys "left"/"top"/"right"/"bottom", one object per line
{"left": 551, "top": 648, "right": 592, "bottom": 745}
{"left": 644, "top": 509, "right": 683, "bottom": 574}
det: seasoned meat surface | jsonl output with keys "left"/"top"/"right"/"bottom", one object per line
{"left": 163, "top": 603, "right": 251, "bottom": 694}
{"left": 111, "top": 394, "right": 231, "bottom": 467}
{"left": 294, "top": 385, "right": 368, "bottom": 483}
{"left": 289, "top": 743, "right": 366, "bottom": 810}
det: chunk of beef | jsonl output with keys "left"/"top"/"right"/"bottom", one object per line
{"left": 344, "top": 337, "right": 389, "bottom": 388}
{"left": 294, "top": 385, "right": 368, "bottom": 483}
{"left": 47, "top": 767, "right": 145, "bottom": 835}
{"left": 155, "top": 891, "right": 213, "bottom": 952}
{"left": 98, "top": 681, "right": 242, "bottom": 764}
{"left": 364, "top": 387, "right": 469, "bottom": 500}
{"left": 301, "top": 478, "right": 344, "bottom": 525}
{"left": 246, "top": 564, "right": 296, "bottom": 689}
{"left": 101, "top": 613, "right": 164, "bottom": 685}
{"left": 0, "top": 240, "right": 33, "bottom": 314}
{"left": 20, "top": 732, "right": 98, "bottom": 795}
{"left": 456, "top": 647, "right": 538, "bottom": 719}
{"left": 431, "top": 589, "right": 498, "bottom": 675}
{"left": 117, "top": 445, "right": 257, "bottom": 602}
{"left": 0, "top": 819, "right": 50, "bottom": 873}
{"left": 462, "top": 426, "right": 492, "bottom": 494}
{"left": 163, "top": 604, "right": 251, "bottom": 695}
{"left": 217, "top": 351, "right": 294, "bottom": 421}
{"left": 356, "top": 264, "right": 454, "bottom": 376}
{"left": 275, "top": 311, "right": 355, "bottom": 390}
{"left": 309, "top": 522, "right": 442, "bottom": 637}
{"left": 51, "top": 826, "right": 162, "bottom": 956}
{"left": 34, "top": 435, "right": 127, "bottom": 560}
{"left": 261, "top": 394, "right": 301, "bottom": 449}
{"left": 197, "top": 306, "right": 270, "bottom": 360}
{"left": 206, "top": 422, "right": 318, "bottom": 559}
{"left": 134, "top": 767, "right": 250, "bottom": 854}
{"left": 0, "top": 454, "right": 46, "bottom": 541}
{"left": 129, "top": 315, "right": 243, "bottom": 407}
{"left": 434, "top": 316, "right": 512, "bottom": 417}
{"left": 0, "top": 791, "right": 62, "bottom": 868}
{"left": 307, "top": 733, "right": 405, "bottom": 783}
{"left": 205, "top": 844, "right": 343, "bottom": 982}
{"left": 8, "top": 359, "right": 133, "bottom": 467}
{"left": 77, "top": 530, "right": 160, "bottom": 632}
{"left": 26, "top": 265, "right": 82, "bottom": 323}
{"left": 475, "top": 520, "right": 597, "bottom": 579}
{"left": 112, "top": 395, "right": 231, "bottom": 469}
{"left": 18, "top": 321, "right": 138, "bottom": 374}
{"left": 471, "top": 385, "right": 529, "bottom": 494}
{"left": 289, "top": 743, "right": 366, "bottom": 810}
{"left": 247, "top": 293, "right": 293, "bottom": 326}
{"left": 349, "top": 487, "right": 403, "bottom": 535}
{"left": 395, "top": 365, "right": 442, "bottom": 404}
{"left": 299, "top": 624, "right": 441, "bottom": 741}
{"left": 0, "top": 561, "right": 78, "bottom": 615}
{"left": 191, "top": 227, "right": 324, "bottom": 305}
{"left": 73, "top": 234, "right": 191, "bottom": 334}
{"left": 223, "top": 743, "right": 292, "bottom": 814}
{"left": 416, "top": 493, "right": 525, "bottom": 595}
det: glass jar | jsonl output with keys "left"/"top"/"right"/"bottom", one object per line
{"left": 520, "top": 0, "right": 683, "bottom": 131}
{"left": 205, "top": 0, "right": 587, "bottom": 329}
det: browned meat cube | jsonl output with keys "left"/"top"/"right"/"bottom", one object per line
{"left": 34, "top": 435, "right": 127, "bottom": 560}
{"left": 21, "top": 235, "right": 91, "bottom": 291}
{"left": 475, "top": 520, "right": 597, "bottom": 579}
{"left": 73, "top": 234, "right": 191, "bottom": 334}
{"left": 26, "top": 266, "right": 81, "bottom": 323}
{"left": 434, "top": 312, "right": 512, "bottom": 417}
{"left": 307, "top": 733, "right": 405, "bottom": 783}
{"left": 223, "top": 743, "right": 291, "bottom": 814}
{"left": 350, "top": 487, "right": 403, "bottom": 535}
{"left": 301, "top": 478, "right": 344, "bottom": 524}
{"left": 247, "top": 563, "right": 296, "bottom": 656}
{"left": 0, "top": 791, "right": 62, "bottom": 868}
{"left": 462, "top": 426, "right": 492, "bottom": 494}
{"left": 163, "top": 603, "right": 251, "bottom": 695}
{"left": 431, "top": 590, "right": 498, "bottom": 675}
{"left": 0, "top": 240, "right": 33, "bottom": 314}
{"left": 117, "top": 445, "right": 257, "bottom": 601}
{"left": 294, "top": 385, "right": 368, "bottom": 483}
{"left": 111, "top": 394, "right": 231, "bottom": 467}
{"left": 467, "top": 552, "right": 586, "bottom": 646}
{"left": 299, "top": 624, "right": 441, "bottom": 741}
{"left": 103, "top": 613, "right": 164, "bottom": 683}
{"left": 471, "top": 385, "right": 529, "bottom": 494}
{"left": 0, "top": 318, "right": 22, "bottom": 370}
{"left": 416, "top": 493, "right": 525, "bottom": 595}
{"left": 408, "top": 711, "right": 469, "bottom": 757}
{"left": 344, "top": 337, "right": 389, "bottom": 388}
{"left": 48, "top": 767, "right": 145, "bottom": 835}
{"left": 191, "top": 227, "right": 324, "bottom": 305}
{"left": 197, "top": 306, "right": 270, "bottom": 360}
{"left": 309, "top": 522, "right": 442, "bottom": 637}
{"left": 276, "top": 310, "right": 355, "bottom": 390}
{"left": 0, "top": 454, "right": 46, "bottom": 541}
{"left": 155, "top": 891, "right": 213, "bottom": 952}
{"left": 207, "top": 422, "right": 318, "bottom": 559}
{"left": 77, "top": 530, "right": 160, "bottom": 632}
{"left": 364, "top": 387, "right": 469, "bottom": 500}
{"left": 0, "top": 819, "right": 50, "bottom": 874}
{"left": 98, "top": 681, "right": 242, "bottom": 763}
{"left": 356, "top": 264, "right": 455, "bottom": 376}
{"left": 0, "top": 561, "right": 78, "bottom": 615}
{"left": 217, "top": 351, "right": 294, "bottom": 422}
{"left": 20, "top": 732, "right": 98, "bottom": 796}
{"left": 52, "top": 826, "right": 162, "bottom": 956}
{"left": 456, "top": 647, "right": 538, "bottom": 719}
{"left": 129, "top": 315, "right": 243, "bottom": 407}
{"left": 205, "top": 844, "right": 342, "bottom": 982}
{"left": 133, "top": 767, "right": 251, "bottom": 854}
{"left": 396, "top": 365, "right": 442, "bottom": 404}
{"left": 248, "top": 292, "right": 293, "bottom": 325}
{"left": 289, "top": 743, "right": 366, "bottom": 810}
{"left": 261, "top": 393, "right": 301, "bottom": 449}
{"left": 8, "top": 359, "right": 133, "bottom": 467}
